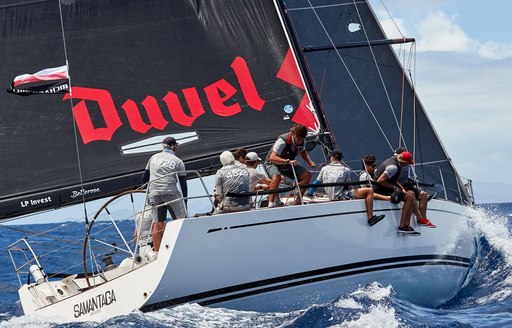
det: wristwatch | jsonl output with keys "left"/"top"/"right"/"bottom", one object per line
{"left": 286, "top": 159, "right": 290, "bottom": 164}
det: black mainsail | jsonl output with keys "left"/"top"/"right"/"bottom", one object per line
{"left": 0, "top": 0, "right": 471, "bottom": 221}
{"left": 0, "top": 0, "right": 321, "bottom": 220}
{"left": 281, "top": 0, "right": 472, "bottom": 204}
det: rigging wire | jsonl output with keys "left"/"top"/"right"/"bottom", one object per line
{"left": 352, "top": 0, "right": 407, "bottom": 151}
{"left": 376, "top": 0, "right": 405, "bottom": 38}
{"left": 57, "top": 0, "right": 89, "bottom": 226}
{"left": 304, "top": 0, "right": 393, "bottom": 150}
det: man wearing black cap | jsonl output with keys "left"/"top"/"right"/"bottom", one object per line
{"left": 142, "top": 136, "right": 188, "bottom": 253}
{"left": 306, "top": 150, "right": 385, "bottom": 226}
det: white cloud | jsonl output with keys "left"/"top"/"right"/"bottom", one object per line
{"left": 478, "top": 40, "right": 512, "bottom": 60}
{"left": 416, "top": 11, "right": 473, "bottom": 52}
{"left": 415, "top": 54, "right": 512, "bottom": 184}
{"left": 372, "top": 3, "right": 512, "bottom": 60}
{"left": 413, "top": 11, "right": 512, "bottom": 60}
{"left": 375, "top": 10, "right": 408, "bottom": 39}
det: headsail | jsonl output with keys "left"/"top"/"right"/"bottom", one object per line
{"left": 282, "top": 0, "right": 471, "bottom": 204}
{"left": 0, "top": 0, "right": 321, "bottom": 220}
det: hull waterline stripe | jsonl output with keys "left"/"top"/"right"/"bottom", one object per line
{"left": 140, "top": 255, "right": 470, "bottom": 312}
{"left": 198, "top": 260, "right": 468, "bottom": 306}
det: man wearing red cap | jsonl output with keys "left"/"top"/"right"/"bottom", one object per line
{"left": 374, "top": 151, "right": 422, "bottom": 234}
{"left": 393, "top": 148, "right": 436, "bottom": 229}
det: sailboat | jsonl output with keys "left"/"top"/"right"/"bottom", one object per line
{"left": 1, "top": 0, "right": 476, "bottom": 322}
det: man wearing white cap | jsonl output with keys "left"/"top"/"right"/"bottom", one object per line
{"left": 214, "top": 151, "right": 251, "bottom": 213}
{"left": 245, "top": 152, "right": 272, "bottom": 192}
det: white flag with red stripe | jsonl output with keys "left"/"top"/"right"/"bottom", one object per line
{"left": 7, "top": 65, "right": 69, "bottom": 96}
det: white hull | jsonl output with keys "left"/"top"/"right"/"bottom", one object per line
{"left": 19, "top": 199, "right": 475, "bottom": 322}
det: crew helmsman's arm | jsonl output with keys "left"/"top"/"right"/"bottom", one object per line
{"left": 268, "top": 150, "right": 289, "bottom": 165}
{"left": 142, "top": 169, "right": 150, "bottom": 184}
{"left": 377, "top": 174, "right": 395, "bottom": 190}
{"left": 300, "top": 151, "right": 315, "bottom": 167}
{"left": 178, "top": 175, "right": 188, "bottom": 201}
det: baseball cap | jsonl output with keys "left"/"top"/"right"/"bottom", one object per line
{"left": 163, "top": 137, "right": 178, "bottom": 147}
{"left": 245, "top": 152, "right": 261, "bottom": 162}
{"left": 397, "top": 151, "right": 414, "bottom": 164}
{"left": 220, "top": 151, "right": 235, "bottom": 166}
{"left": 393, "top": 147, "right": 405, "bottom": 156}
{"left": 331, "top": 149, "right": 343, "bottom": 160}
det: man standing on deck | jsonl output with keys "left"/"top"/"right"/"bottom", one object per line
{"left": 265, "top": 124, "right": 316, "bottom": 207}
{"left": 142, "top": 137, "right": 188, "bottom": 253}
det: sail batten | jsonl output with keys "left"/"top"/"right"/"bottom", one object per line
{"left": 303, "top": 38, "right": 416, "bottom": 52}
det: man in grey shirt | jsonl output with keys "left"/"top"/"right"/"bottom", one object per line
{"left": 307, "top": 150, "right": 385, "bottom": 226}
{"left": 142, "top": 136, "right": 187, "bottom": 252}
{"left": 214, "top": 151, "right": 251, "bottom": 213}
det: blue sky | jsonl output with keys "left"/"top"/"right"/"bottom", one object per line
{"left": 368, "top": 0, "right": 512, "bottom": 202}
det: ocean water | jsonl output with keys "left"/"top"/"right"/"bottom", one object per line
{"left": 1, "top": 203, "right": 512, "bottom": 328}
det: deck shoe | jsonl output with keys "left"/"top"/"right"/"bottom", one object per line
{"left": 270, "top": 201, "right": 284, "bottom": 208}
{"left": 398, "top": 226, "right": 421, "bottom": 235}
{"left": 427, "top": 192, "right": 437, "bottom": 201}
{"left": 417, "top": 218, "right": 436, "bottom": 228}
{"left": 368, "top": 214, "right": 385, "bottom": 226}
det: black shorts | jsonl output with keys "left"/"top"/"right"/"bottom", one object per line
{"left": 373, "top": 186, "right": 393, "bottom": 196}
{"left": 406, "top": 186, "right": 422, "bottom": 200}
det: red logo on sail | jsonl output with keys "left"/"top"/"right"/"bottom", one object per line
{"left": 56, "top": 50, "right": 315, "bottom": 144}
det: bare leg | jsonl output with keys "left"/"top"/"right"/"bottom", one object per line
{"left": 373, "top": 193, "right": 391, "bottom": 201}
{"left": 418, "top": 191, "right": 428, "bottom": 218}
{"left": 353, "top": 188, "right": 374, "bottom": 219}
{"left": 411, "top": 199, "right": 422, "bottom": 220}
{"left": 268, "top": 174, "right": 281, "bottom": 203}
{"left": 152, "top": 221, "right": 165, "bottom": 252}
{"left": 295, "top": 170, "right": 312, "bottom": 204}
{"left": 399, "top": 191, "right": 415, "bottom": 228}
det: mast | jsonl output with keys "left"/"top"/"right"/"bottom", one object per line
{"left": 275, "top": 0, "right": 336, "bottom": 158}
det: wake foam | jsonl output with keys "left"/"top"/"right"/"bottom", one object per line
{"left": 448, "top": 205, "right": 512, "bottom": 306}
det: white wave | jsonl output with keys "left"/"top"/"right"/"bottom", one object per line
{"left": 348, "top": 282, "right": 393, "bottom": 301}
{"left": 143, "top": 303, "right": 296, "bottom": 328}
{"left": 328, "top": 304, "right": 404, "bottom": 328}
{"left": 0, "top": 313, "right": 69, "bottom": 328}
{"left": 334, "top": 298, "right": 363, "bottom": 309}
{"left": 329, "top": 283, "right": 404, "bottom": 328}
{"left": 470, "top": 206, "right": 512, "bottom": 303}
